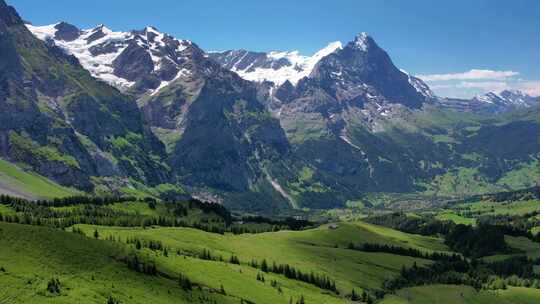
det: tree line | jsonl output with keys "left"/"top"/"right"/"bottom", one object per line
{"left": 352, "top": 243, "right": 462, "bottom": 262}
{"left": 0, "top": 194, "right": 314, "bottom": 235}
{"left": 382, "top": 256, "right": 540, "bottom": 295}
{"left": 366, "top": 213, "right": 533, "bottom": 257}
{"left": 251, "top": 259, "right": 338, "bottom": 293}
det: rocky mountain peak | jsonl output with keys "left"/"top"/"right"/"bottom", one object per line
{"left": 476, "top": 90, "right": 539, "bottom": 107}
{"left": 26, "top": 22, "right": 197, "bottom": 94}
{"left": 351, "top": 32, "right": 373, "bottom": 51}
{"left": 209, "top": 41, "right": 342, "bottom": 86}
{"left": 53, "top": 21, "right": 81, "bottom": 41}
{"left": 0, "top": 0, "right": 22, "bottom": 26}
{"left": 439, "top": 89, "right": 540, "bottom": 114}
{"left": 305, "top": 33, "right": 428, "bottom": 109}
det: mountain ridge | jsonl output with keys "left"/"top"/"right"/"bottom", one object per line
{"left": 3, "top": 1, "right": 540, "bottom": 213}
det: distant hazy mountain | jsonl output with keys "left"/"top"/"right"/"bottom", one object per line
{"left": 439, "top": 90, "right": 540, "bottom": 114}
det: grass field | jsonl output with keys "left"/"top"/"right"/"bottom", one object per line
{"left": 73, "top": 221, "right": 444, "bottom": 294}
{"left": 4, "top": 216, "right": 540, "bottom": 303}
{"left": 506, "top": 236, "right": 540, "bottom": 259}
{"left": 0, "top": 159, "right": 78, "bottom": 199}
{"left": 0, "top": 222, "right": 229, "bottom": 304}
{"left": 0, "top": 222, "right": 346, "bottom": 304}
{"left": 0, "top": 204, "right": 15, "bottom": 215}
{"left": 457, "top": 199, "right": 540, "bottom": 217}
{"left": 435, "top": 211, "right": 477, "bottom": 225}
{"left": 481, "top": 235, "right": 540, "bottom": 262}
{"left": 380, "top": 285, "right": 540, "bottom": 304}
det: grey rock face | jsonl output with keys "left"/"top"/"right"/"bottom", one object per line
{"left": 113, "top": 42, "right": 155, "bottom": 82}
{"left": 27, "top": 23, "right": 194, "bottom": 93}
{"left": 209, "top": 50, "right": 294, "bottom": 72}
{"left": 140, "top": 41, "right": 291, "bottom": 195}
{"left": 53, "top": 22, "right": 80, "bottom": 41}
{"left": 307, "top": 33, "right": 427, "bottom": 109}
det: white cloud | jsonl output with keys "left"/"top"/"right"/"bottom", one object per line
{"left": 417, "top": 69, "right": 519, "bottom": 82}
{"left": 520, "top": 81, "right": 540, "bottom": 96}
{"left": 428, "top": 80, "right": 540, "bottom": 99}
{"left": 430, "top": 81, "right": 509, "bottom": 91}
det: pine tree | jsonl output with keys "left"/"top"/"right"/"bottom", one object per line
{"left": 179, "top": 274, "right": 192, "bottom": 291}
{"left": 351, "top": 289, "right": 359, "bottom": 301}
{"left": 46, "top": 278, "right": 61, "bottom": 294}
{"left": 361, "top": 290, "right": 368, "bottom": 302}
{"left": 107, "top": 295, "right": 120, "bottom": 304}
{"left": 261, "top": 259, "right": 268, "bottom": 272}
{"left": 220, "top": 284, "right": 226, "bottom": 295}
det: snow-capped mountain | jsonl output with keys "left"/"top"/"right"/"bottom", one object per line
{"left": 476, "top": 90, "right": 540, "bottom": 107}
{"left": 439, "top": 90, "right": 540, "bottom": 114}
{"left": 302, "top": 32, "right": 431, "bottom": 109}
{"left": 26, "top": 22, "right": 195, "bottom": 94}
{"left": 208, "top": 41, "right": 343, "bottom": 86}
{"left": 210, "top": 33, "right": 435, "bottom": 104}
{"left": 403, "top": 72, "right": 436, "bottom": 100}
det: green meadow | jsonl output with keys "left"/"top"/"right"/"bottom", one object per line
{"left": 0, "top": 222, "right": 229, "bottom": 304}
{"left": 380, "top": 285, "right": 540, "bottom": 304}
{"left": 0, "top": 159, "right": 78, "bottom": 199}
{"left": 3, "top": 196, "right": 540, "bottom": 303}
{"left": 73, "top": 222, "right": 439, "bottom": 293}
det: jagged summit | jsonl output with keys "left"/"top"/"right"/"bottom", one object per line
{"left": 53, "top": 22, "right": 81, "bottom": 41}
{"left": 352, "top": 32, "right": 373, "bottom": 51}
{"left": 0, "top": 0, "right": 22, "bottom": 26}
{"left": 476, "top": 90, "right": 540, "bottom": 108}
{"left": 26, "top": 22, "right": 195, "bottom": 92}
{"left": 439, "top": 89, "right": 540, "bottom": 114}
{"left": 208, "top": 41, "right": 343, "bottom": 86}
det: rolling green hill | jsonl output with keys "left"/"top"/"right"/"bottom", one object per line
{"left": 73, "top": 222, "right": 440, "bottom": 293}
{"left": 380, "top": 285, "right": 540, "bottom": 304}
{"left": 0, "top": 222, "right": 230, "bottom": 304}
{"left": 3, "top": 194, "right": 540, "bottom": 303}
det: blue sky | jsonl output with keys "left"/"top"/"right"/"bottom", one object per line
{"left": 9, "top": 0, "right": 540, "bottom": 98}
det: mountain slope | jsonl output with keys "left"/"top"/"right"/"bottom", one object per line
{"left": 0, "top": 158, "right": 78, "bottom": 199}
{"left": 0, "top": 0, "right": 169, "bottom": 193}
{"left": 27, "top": 20, "right": 297, "bottom": 212}
{"left": 15, "top": 2, "right": 540, "bottom": 211}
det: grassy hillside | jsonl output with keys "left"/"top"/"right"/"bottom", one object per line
{"left": 74, "top": 222, "right": 438, "bottom": 293}
{"left": 4, "top": 195, "right": 540, "bottom": 303}
{"left": 0, "top": 159, "right": 79, "bottom": 199}
{"left": 0, "top": 221, "right": 350, "bottom": 304}
{"left": 0, "top": 222, "right": 229, "bottom": 304}
{"left": 381, "top": 285, "right": 540, "bottom": 304}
